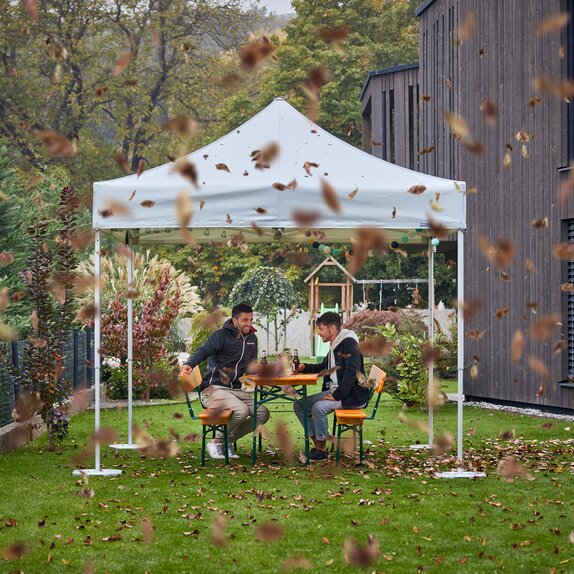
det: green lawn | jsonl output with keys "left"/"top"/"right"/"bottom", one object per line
{"left": 1, "top": 394, "right": 573, "bottom": 573}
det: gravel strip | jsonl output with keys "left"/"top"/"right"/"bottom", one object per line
{"left": 462, "top": 400, "right": 574, "bottom": 421}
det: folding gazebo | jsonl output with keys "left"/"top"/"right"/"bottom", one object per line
{"left": 79, "top": 98, "right": 477, "bottom": 478}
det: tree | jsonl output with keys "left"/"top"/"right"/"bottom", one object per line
{"left": 228, "top": 266, "right": 299, "bottom": 352}
{"left": 215, "top": 0, "right": 419, "bottom": 144}
{"left": 0, "top": 0, "right": 265, "bottom": 190}
{"left": 9, "top": 186, "right": 80, "bottom": 447}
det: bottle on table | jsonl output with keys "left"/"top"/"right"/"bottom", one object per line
{"left": 292, "top": 349, "right": 300, "bottom": 374}
{"left": 260, "top": 350, "right": 268, "bottom": 367}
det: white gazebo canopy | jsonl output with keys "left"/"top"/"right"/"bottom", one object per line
{"left": 82, "top": 97, "right": 478, "bottom": 480}
{"left": 93, "top": 97, "right": 466, "bottom": 244}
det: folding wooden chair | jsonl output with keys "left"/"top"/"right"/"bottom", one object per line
{"left": 334, "top": 365, "right": 386, "bottom": 464}
{"left": 180, "top": 366, "right": 232, "bottom": 466}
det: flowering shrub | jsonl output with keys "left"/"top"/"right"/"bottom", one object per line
{"left": 99, "top": 270, "right": 181, "bottom": 399}
{"left": 343, "top": 309, "right": 402, "bottom": 339}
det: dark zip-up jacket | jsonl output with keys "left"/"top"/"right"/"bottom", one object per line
{"left": 302, "top": 338, "right": 368, "bottom": 408}
{"left": 184, "top": 319, "right": 258, "bottom": 390}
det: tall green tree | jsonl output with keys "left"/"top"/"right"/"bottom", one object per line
{"left": 217, "top": 0, "right": 419, "bottom": 144}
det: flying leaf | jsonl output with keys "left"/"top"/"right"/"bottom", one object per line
{"left": 511, "top": 330, "right": 524, "bottom": 362}
{"left": 536, "top": 12, "right": 570, "bottom": 35}
{"left": 140, "top": 200, "right": 154, "bottom": 208}
{"left": 348, "top": 186, "right": 358, "bottom": 200}
{"left": 239, "top": 37, "right": 275, "bottom": 71}
{"left": 162, "top": 115, "right": 197, "bottom": 138}
{"left": 36, "top": 130, "right": 76, "bottom": 157}
{"left": 113, "top": 50, "right": 133, "bottom": 76}
{"left": 321, "top": 178, "right": 341, "bottom": 213}
{"left": 408, "top": 184, "right": 426, "bottom": 195}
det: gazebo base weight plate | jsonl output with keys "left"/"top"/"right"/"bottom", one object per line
{"left": 109, "top": 443, "right": 140, "bottom": 450}
{"left": 72, "top": 469, "right": 123, "bottom": 477}
{"left": 409, "top": 444, "right": 432, "bottom": 450}
{"left": 435, "top": 470, "right": 486, "bottom": 479}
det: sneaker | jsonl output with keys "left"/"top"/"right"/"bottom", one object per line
{"left": 206, "top": 441, "right": 226, "bottom": 460}
{"left": 227, "top": 444, "right": 239, "bottom": 459}
{"left": 308, "top": 448, "right": 329, "bottom": 461}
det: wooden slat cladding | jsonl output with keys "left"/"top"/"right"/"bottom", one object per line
{"left": 417, "top": 0, "right": 572, "bottom": 408}
{"left": 360, "top": 65, "right": 419, "bottom": 168}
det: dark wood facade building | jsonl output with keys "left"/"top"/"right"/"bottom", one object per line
{"left": 361, "top": 0, "right": 574, "bottom": 409}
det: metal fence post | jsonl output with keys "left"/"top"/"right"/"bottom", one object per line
{"left": 85, "top": 326, "right": 92, "bottom": 387}
{"left": 73, "top": 329, "right": 79, "bottom": 389}
{"left": 10, "top": 340, "right": 20, "bottom": 400}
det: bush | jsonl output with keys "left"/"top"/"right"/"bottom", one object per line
{"left": 343, "top": 310, "right": 401, "bottom": 339}
{"left": 106, "top": 360, "right": 177, "bottom": 400}
{"left": 434, "top": 317, "right": 458, "bottom": 379}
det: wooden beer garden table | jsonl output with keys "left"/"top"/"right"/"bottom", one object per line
{"left": 246, "top": 374, "right": 319, "bottom": 464}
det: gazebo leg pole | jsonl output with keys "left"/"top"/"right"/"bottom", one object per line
{"left": 411, "top": 238, "right": 434, "bottom": 450}
{"left": 435, "top": 229, "right": 485, "bottom": 479}
{"left": 73, "top": 229, "right": 122, "bottom": 477}
{"left": 110, "top": 236, "right": 138, "bottom": 451}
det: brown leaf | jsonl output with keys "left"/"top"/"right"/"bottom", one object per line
{"left": 359, "top": 337, "right": 393, "bottom": 357}
{"left": 420, "top": 94, "right": 432, "bottom": 102}
{"left": 466, "top": 329, "right": 486, "bottom": 340}
{"left": 253, "top": 142, "right": 280, "bottom": 170}
{"left": 239, "top": 37, "right": 275, "bottom": 71}
{"left": 530, "top": 313, "right": 560, "bottom": 342}
{"left": 418, "top": 145, "right": 436, "bottom": 155}
{"left": 291, "top": 210, "right": 321, "bottom": 227}
{"left": 457, "top": 11, "right": 477, "bottom": 42}
{"left": 175, "top": 159, "right": 199, "bottom": 189}
{"left": 211, "top": 515, "right": 227, "bottom": 547}
{"left": 0, "top": 252, "right": 15, "bottom": 265}
{"left": 528, "top": 96, "right": 543, "bottom": 107}
{"left": 175, "top": 190, "right": 193, "bottom": 229}
{"left": 303, "top": 161, "right": 319, "bottom": 176}
{"left": 113, "top": 50, "right": 133, "bottom": 76}
{"left": 254, "top": 207, "right": 268, "bottom": 215}
{"left": 2, "top": 541, "right": 30, "bottom": 560}
{"left": 348, "top": 227, "right": 387, "bottom": 275}
{"left": 22, "top": 0, "right": 38, "bottom": 21}
{"left": 320, "top": 178, "right": 341, "bottom": 214}
{"left": 162, "top": 115, "right": 197, "bottom": 139}
{"left": 536, "top": 12, "right": 570, "bottom": 35}
{"left": 200, "top": 199, "right": 205, "bottom": 211}
{"left": 552, "top": 242, "right": 574, "bottom": 260}
{"left": 343, "top": 535, "right": 380, "bottom": 568}
{"left": 427, "top": 217, "right": 449, "bottom": 240}
{"left": 554, "top": 339, "right": 567, "bottom": 355}
{"left": 444, "top": 111, "right": 470, "bottom": 140}
{"left": 255, "top": 522, "right": 284, "bottom": 542}
{"left": 480, "top": 99, "right": 497, "bottom": 125}
{"left": 528, "top": 356, "right": 549, "bottom": 379}
{"left": 318, "top": 26, "right": 349, "bottom": 45}
{"left": 115, "top": 152, "right": 130, "bottom": 173}
{"left": 136, "top": 159, "right": 146, "bottom": 177}
{"left": 531, "top": 217, "right": 549, "bottom": 228}
{"left": 511, "top": 330, "right": 524, "bottom": 362}
{"left": 408, "top": 184, "right": 427, "bottom": 195}
{"left": 140, "top": 200, "right": 154, "bottom": 208}
{"left": 37, "top": 130, "right": 76, "bottom": 157}
{"left": 495, "top": 307, "right": 509, "bottom": 319}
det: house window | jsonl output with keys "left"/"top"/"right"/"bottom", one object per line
{"left": 389, "top": 89, "right": 395, "bottom": 163}
{"left": 569, "top": 0, "right": 574, "bottom": 162}
{"left": 381, "top": 91, "right": 387, "bottom": 161}
{"left": 568, "top": 220, "right": 574, "bottom": 376}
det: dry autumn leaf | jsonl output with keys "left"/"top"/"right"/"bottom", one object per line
{"left": 37, "top": 130, "right": 76, "bottom": 157}
{"left": 321, "top": 178, "right": 341, "bottom": 213}
{"left": 239, "top": 36, "right": 275, "bottom": 71}
{"left": 536, "top": 12, "right": 570, "bottom": 35}
{"left": 113, "top": 50, "right": 133, "bottom": 76}
{"left": 511, "top": 330, "right": 524, "bottom": 362}
{"left": 408, "top": 184, "right": 427, "bottom": 195}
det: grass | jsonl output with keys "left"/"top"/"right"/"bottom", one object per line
{"left": 1, "top": 393, "right": 573, "bottom": 573}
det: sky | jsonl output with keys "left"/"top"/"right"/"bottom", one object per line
{"left": 257, "top": 0, "right": 294, "bottom": 14}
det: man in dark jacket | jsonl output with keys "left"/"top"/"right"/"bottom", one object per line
{"left": 180, "top": 303, "right": 270, "bottom": 459}
{"left": 293, "top": 311, "right": 367, "bottom": 461}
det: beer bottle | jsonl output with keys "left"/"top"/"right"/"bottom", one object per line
{"left": 292, "top": 349, "right": 301, "bottom": 374}
{"left": 260, "top": 350, "right": 268, "bottom": 367}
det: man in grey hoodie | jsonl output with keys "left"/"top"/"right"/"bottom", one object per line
{"left": 180, "top": 303, "right": 270, "bottom": 459}
{"left": 293, "top": 311, "right": 367, "bottom": 461}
